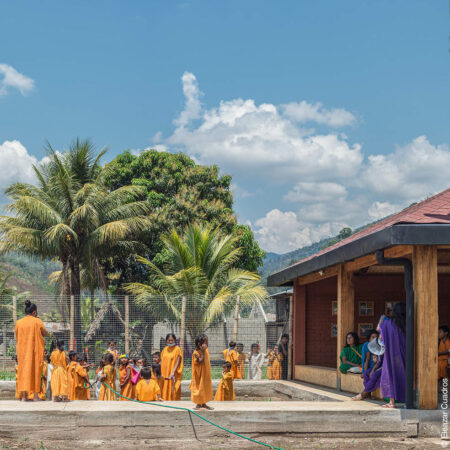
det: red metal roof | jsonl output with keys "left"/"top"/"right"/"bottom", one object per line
{"left": 290, "top": 188, "right": 450, "bottom": 267}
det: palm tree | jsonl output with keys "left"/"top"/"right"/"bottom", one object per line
{"left": 125, "top": 224, "right": 268, "bottom": 341}
{"left": 0, "top": 139, "right": 151, "bottom": 344}
{"left": 0, "top": 268, "right": 30, "bottom": 327}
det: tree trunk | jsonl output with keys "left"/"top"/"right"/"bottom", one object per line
{"left": 70, "top": 257, "right": 82, "bottom": 351}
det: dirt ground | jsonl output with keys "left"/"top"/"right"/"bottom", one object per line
{"left": 0, "top": 436, "right": 447, "bottom": 449}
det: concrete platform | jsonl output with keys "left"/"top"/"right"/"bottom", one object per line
{"left": 0, "top": 399, "right": 407, "bottom": 440}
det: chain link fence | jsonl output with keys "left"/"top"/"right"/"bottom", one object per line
{"left": 0, "top": 293, "right": 290, "bottom": 381}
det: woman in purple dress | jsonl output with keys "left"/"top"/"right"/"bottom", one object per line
{"left": 377, "top": 302, "right": 406, "bottom": 408}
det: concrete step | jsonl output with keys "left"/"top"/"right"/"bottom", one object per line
{"left": 0, "top": 400, "right": 405, "bottom": 440}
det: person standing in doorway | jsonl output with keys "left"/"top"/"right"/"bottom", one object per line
{"left": 278, "top": 334, "right": 289, "bottom": 379}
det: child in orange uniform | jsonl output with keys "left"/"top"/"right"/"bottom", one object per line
{"left": 67, "top": 351, "right": 78, "bottom": 400}
{"left": 50, "top": 340, "right": 69, "bottom": 402}
{"left": 136, "top": 367, "right": 163, "bottom": 401}
{"left": 222, "top": 341, "right": 239, "bottom": 379}
{"left": 267, "top": 346, "right": 283, "bottom": 380}
{"left": 236, "top": 343, "right": 245, "bottom": 379}
{"left": 119, "top": 354, "right": 135, "bottom": 401}
{"left": 72, "top": 354, "right": 91, "bottom": 400}
{"left": 190, "top": 334, "right": 213, "bottom": 410}
{"left": 214, "top": 362, "right": 235, "bottom": 401}
{"left": 151, "top": 363, "right": 164, "bottom": 391}
{"left": 99, "top": 353, "right": 116, "bottom": 401}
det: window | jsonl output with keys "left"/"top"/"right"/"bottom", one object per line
{"left": 359, "top": 301, "right": 374, "bottom": 316}
{"left": 331, "top": 323, "right": 337, "bottom": 338}
{"left": 332, "top": 300, "right": 337, "bottom": 316}
{"left": 385, "top": 302, "right": 394, "bottom": 316}
{"left": 358, "top": 323, "right": 373, "bottom": 338}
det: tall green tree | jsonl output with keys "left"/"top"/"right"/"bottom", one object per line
{"left": 103, "top": 149, "right": 265, "bottom": 288}
{"left": 125, "top": 224, "right": 267, "bottom": 341}
{"left": 0, "top": 139, "right": 151, "bottom": 343}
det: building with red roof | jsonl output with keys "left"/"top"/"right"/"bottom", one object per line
{"left": 268, "top": 188, "right": 450, "bottom": 410}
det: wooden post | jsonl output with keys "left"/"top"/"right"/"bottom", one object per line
{"left": 413, "top": 245, "right": 438, "bottom": 409}
{"left": 124, "top": 295, "right": 130, "bottom": 354}
{"left": 288, "top": 294, "right": 294, "bottom": 380}
{"left": 12, "top": 296, "right": 17, "bottom": 325}
{"left": 69, "top": 295, "right": 74, "bottom": 351}
{"left": 233, "top": 295, "right": 241, "bottom": 342}
{"left": 180, "top": 296, "right": 187, "bottom": 356}
{"left": 295, "top": 283, "right": 307, "bottom": 367}
{"left": 336, "top": 265, "right": 354, "bottom": 390}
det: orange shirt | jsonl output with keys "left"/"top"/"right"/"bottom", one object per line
{"left": 214, "top": 371, "right": 235, "bottom": 401}
{"left": 119, "top": 365, "right": 136, "bottom": 401}
{"left": 267, "top": 351, "right": 283, "bottom": 380}
{"left": 99, "top": 364, "right": 116, "bottom": 401}
{"left": 50, "top": 349, "right": 68, "bottom": 397}
{"left": 439, "top": 338, "right": 450, "bottom": 379}
{"left": 222, "top": 349, "right": 239, "bottom": 379}
{"left": 236, "top": 352, "right": 246, "bottom": 379}
{"left": 189, "top": 348, "right": 213, "bottom": 405}
{"left": 73, "top": 364, "right": 90, "bottom": 400}
{"left": 67, "top": 360, "right": 77, "bottom": 400}
{"left": 15, "top": 315, "right": 45, "bottom": 393}
{"left": 160, "top": 346, "right": 183, "bottom": 400}
{"left": 136, "top": 379, "right": 161, "bottom": 402}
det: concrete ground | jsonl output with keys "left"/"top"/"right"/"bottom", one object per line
{"left": 0, "top": 436, "right": 446, "bottom": 449}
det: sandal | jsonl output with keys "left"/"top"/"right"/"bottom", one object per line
{"left": 381, "top": 403, "right": 395, "bottom": 408}
{"left": 202, "top": 404, "right": 214, "bottom": 410}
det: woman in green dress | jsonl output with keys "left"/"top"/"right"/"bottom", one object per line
{"left": 339, "top": 332, "right": 363, "bottom": 374}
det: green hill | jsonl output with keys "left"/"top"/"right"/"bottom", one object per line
{"left": 0, "top": 254, "right": 59, "bottom": 296}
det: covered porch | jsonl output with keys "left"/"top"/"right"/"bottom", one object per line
{"left": 268, "top": 189, "right": 450, "bottom": 410}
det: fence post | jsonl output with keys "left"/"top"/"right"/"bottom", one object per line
{"left": 233, "top": 295, "right": 240, "bottom": 342}
{"left": 70, "top": 295, "right": 74, "bottom": 351}
{"left": 12, "top": 296, "right": 17, "bottom": 325}
{"left": 180, "top": 296, "right": 186, "bottom": 355}
{"left": 125, "top": 295, "right": 130, "bottom": 354}
{"left": 2, "top": 327, "right": 6, "bottom": 370}
{"left": 288, "top": 294, "right": 293, "bottom": 380}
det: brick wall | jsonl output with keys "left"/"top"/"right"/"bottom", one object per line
{"left": 305, "top": 276, "right": 337, "bottom": 368}
{"left": 298, "top": 272, "right": 450, "bottom": 369}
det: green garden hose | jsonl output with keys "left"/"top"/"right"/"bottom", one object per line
{"left": 101, "top": 382, "right": 284, "bottom": 450}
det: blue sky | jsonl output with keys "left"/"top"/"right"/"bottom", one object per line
{"left": 1, "top": 1, "right": 449, "bottom": 253}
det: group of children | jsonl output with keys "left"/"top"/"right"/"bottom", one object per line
{"left": 15, "top": 334, "right": 286, "bottom": 406}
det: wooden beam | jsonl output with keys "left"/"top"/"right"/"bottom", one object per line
{"left": 298, "top": 265, "right": 338, "bottom": 286}
{"left": 336, "top": 265, "right": 354, "bottom": 389}
{"left": 294, "top": 282, "right": 306, "bottom": 367}
{"left": 344, "top": 245, "right": 413, "bottom": 273}
{"left": 413, "top": 245, "right": 438, "bottom": 409}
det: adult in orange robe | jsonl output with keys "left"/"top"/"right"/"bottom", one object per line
{"left": 50, "top": 340, "right": 69, "bottom": 401}
{"left": 214, "top": 362, "right": 235, "bottom": 401}
{"left": 160, "top": 333, "right": 183, "bottom": 400}
{"left": 72, "top": 359, "right": 90, "bottom": 400}
{"left": 119, "top": 355, "right": 136, "bottom": 400}
{"left": 222, "top": 341, "right": 239, "bottom": 379}
{"left": 189, "top": 334, "right": 213, "bottom": 410}
{"left": 438, "top": 325, "right": 450, "bottom": 379}
{"left": 99, "top": 353, "right": 116, "bottom": 400}
{"left": 267, "top": 346, "right": 283, "bottom": 380}
{"left": 15, "top": 300, "right": 48, "bottom": 401}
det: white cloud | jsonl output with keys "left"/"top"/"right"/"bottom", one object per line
{"left": 362, "top": 136, "right": 450, "bottom": 203}
{"left": 0, "top": 141, "right": 39, "bottom": 192}
{"left": 173, "top": 72, "right": 202, "bottom": 127}
{"left": 368, "top": 201, "right": 399, "bottom": 220}
{"left": 280, "top": 101, "right": 356, "bottom": 127}
{"left": 0, "top": 64, "right": 35, "bottom": 97}
{"left": 254, "top": 209, "right": 346, "bottom": 253}
{"left": 168, "top": 82, "right": 363, "bottom": 182}
{"left": 231, "top": 183, "right": 254, "bottom": 199}
{"left": 284, "top": 182, "right": 347, "bottom": 203}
